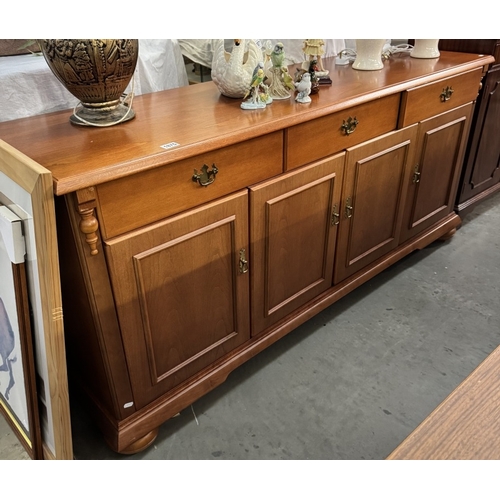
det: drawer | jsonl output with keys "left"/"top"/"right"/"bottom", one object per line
{"left": 286, "top": 93, "right": 400, "bottom": 170}
{"left": 96, "top": 131, "right": 283, "bottom": 239}
{"left": 399, "top": 68, "right": 483, "bottom": 127}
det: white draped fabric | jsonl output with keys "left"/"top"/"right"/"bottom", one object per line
{"left": 0, "top": 39, "right": 189, "bottom": 123}
{"left": 178, "top": 39, "right": 347, "bottom": 68}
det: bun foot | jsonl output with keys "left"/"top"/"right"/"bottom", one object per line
{"left": 439, "top": 228, "right": 457, "bottom": 241}
{"left": 119, "top": 428, "right": 159, "bottom": 455}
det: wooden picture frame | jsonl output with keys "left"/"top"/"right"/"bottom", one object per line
{"left": 0, "top": 139, "right": 72, "bottom": 460}
{"left": 0, "top": 208, "right": 43, "bottom": 458}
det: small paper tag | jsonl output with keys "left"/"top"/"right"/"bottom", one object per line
{"left": 160, "top": 142, "right": 180, "bottom": 150}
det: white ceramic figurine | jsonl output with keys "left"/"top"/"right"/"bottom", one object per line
{"left": 294, "top": 72, "right": 312, "bottom": 103}
{"left": 211, "top": 39, "right": 264, "bottom": 98}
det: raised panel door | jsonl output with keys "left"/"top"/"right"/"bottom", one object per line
{"left": 334, "top": 126, "right": 418, "bottom": 284}
{"left": 250, "top": 153, "right": 345, "bottom": 336}
{"left": 459, "top": 70, "right": 500, "bottom": 204}
{"left": 401, "top": 103, "right": 472, "bottom": 243}
{"left": 104, "top": 191, "right": 250, "bottom": 409}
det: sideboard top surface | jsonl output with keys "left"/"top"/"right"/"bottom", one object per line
{"left": 0, "top": 51, "right": 494, "bottom": 195}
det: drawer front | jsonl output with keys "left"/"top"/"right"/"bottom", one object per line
{"left": 97, "top": 131, "right": 283, "bottom": 239}
{"left": 399, "top": 68, "right": 483, "bottom": 127}
{"left": 286, "top": 93, "right": 400, "bottom": 170}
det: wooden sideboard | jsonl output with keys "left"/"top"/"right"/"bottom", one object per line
{"left": 0, "top": 51, "right": 493, "bottom": 454}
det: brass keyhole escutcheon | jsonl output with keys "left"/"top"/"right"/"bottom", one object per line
{"left": 440, "top": 86, "right": 454, "bottom": 102}
{"left": 341, "top": 116, "right": 359, "bottom": 135}
{"left": 239, "top": 248, "right": 249, "bottom": 274}
{"left": 192, "top": 163, "right": 218, "bottom": 187}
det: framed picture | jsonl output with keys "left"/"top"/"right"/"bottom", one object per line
{"left": 0, "top": 205, "right": 43, "bottom": 459}
{"left": 0, "top": 139, "right": 72, "bottom": 460}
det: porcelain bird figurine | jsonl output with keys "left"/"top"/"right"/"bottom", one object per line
{"left": 211, "top": 39, "right": 264, "bottom": 98}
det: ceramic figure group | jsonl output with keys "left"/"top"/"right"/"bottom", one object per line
{"left": 240, "top": 39, "right": 330, "bottom": 109}
{"left": 302, "top": 39, "right": 329, "bottom": 77}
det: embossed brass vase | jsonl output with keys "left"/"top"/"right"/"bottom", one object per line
{"left": 38, "top": 39, "right": 138, "bottom": 126}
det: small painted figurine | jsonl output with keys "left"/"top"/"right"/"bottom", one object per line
{"left": 303, "top": 39, "right": 329, "bottom": 76}
{"left": 241, "top": 67, "right": 272, "bottom": 109}
{"left": 295, "top": 59, "right": 320, "bottom": 94}
{"left": 264, "top": 41, "right": 293, "bottom": 100}
{"left": 294, "top": 72, "right": 312, "bottom": 103}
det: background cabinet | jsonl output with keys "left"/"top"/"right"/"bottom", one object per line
{"left": 438, "top": 40, "right": 500, "bottom": 215}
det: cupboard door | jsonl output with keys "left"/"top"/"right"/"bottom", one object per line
{"left": 401, "top": 103, "right": 472, "bottom": 243}
{"left": 334, "top": 126, "right": 418, "bottom": 284}
{"left": 459, "top": 70, "right": 500, "bottom": 204}
{"left": 104, "top": 191, "right": 250, "bottom": 409}
{"left": 250, "top": 153, "right": 344, "bottom": 336}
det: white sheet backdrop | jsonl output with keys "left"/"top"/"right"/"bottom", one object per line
{"left": 0, "top": 39, "right": 189, "bottom": 123}
{"left": 178, "top": 39, "right": 346, "bottom": 68}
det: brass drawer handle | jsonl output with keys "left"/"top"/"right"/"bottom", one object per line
{"left": 192, "top": 163, "right": 218, "bottom": 187}
{"left": 331, "top": 204, "right": 340, "bottom": 226}
{"left": 440, "top": 86, "right": 454, "bottom": 102}
{"left": 341, "top": 116, "right": 359, "bottom": 135}
{"left": 345, "top": 197, "right": 353, "bottom": 218}
{"left": 239, "top": 248, "right": 249, "bottom": 274}
{"left": 412, "top": 164, "right": 421, "bottom": 183}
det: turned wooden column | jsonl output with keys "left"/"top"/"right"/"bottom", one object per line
{"left": 76, "top": 187, "right": 99, "bottom": 256}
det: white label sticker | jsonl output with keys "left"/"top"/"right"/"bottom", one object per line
{"left": 124, "top": 402, "right": 134, "bottom": 408}
{"left": 160, "top": 142, "right": 180, "bottom": 150}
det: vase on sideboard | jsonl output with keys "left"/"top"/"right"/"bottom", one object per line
{"left": 38, "top": 39, "right": 138, "bottom": 127}
{"left": 352, "top": 39, "right": 386, "bottom": 71}
{"left": 411, "top": 39, "right": 440, "bottom": 59}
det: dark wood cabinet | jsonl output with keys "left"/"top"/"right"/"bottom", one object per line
{"left": 439, "top": 40, "right": 500, "bottom": 216}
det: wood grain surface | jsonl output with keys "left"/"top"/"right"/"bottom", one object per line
{"left": 387, "top": 345, "right": 500, "bottom": 460}
{"left": 0, "top": 52, "right": 493, "bottom": 195}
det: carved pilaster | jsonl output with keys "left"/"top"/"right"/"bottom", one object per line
{"left": 76, "top": 187, "right": 99, "bottom": 256}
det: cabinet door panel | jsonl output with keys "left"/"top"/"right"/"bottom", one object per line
{"left": 250, "top": 153, "right": 345, "bottom": 336}
{"left": 104, "top": 191, "right": 250, "bottom": 409}
{"left": 469, "top": 72, "right": 500, "bottom": 192}
{"left": 334, "top": 126, "right": 417, "bottom": 284}
{"left": 401, "top": 104, "right": 472, "bottom": 242}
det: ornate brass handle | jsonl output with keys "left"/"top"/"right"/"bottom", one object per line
{"left": 341, "top": 117, "right": 359, "bottom": 135}
{"left": 239, "top": 248, "right": 249, "bottom": 274}
{"left": 331, "top": 204, "right": 340, "bottom": 226}
{"left": 192, "top": 163, "right": 218, "bottom": 187}
{"left": 440, "top": 86, "right": 454, "bottom": 102}
{"left": 412, "top": 164, "right": 421, "bottom": 183}
{"left": 345, "top": 197, "right": 353, "bottom": 218}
